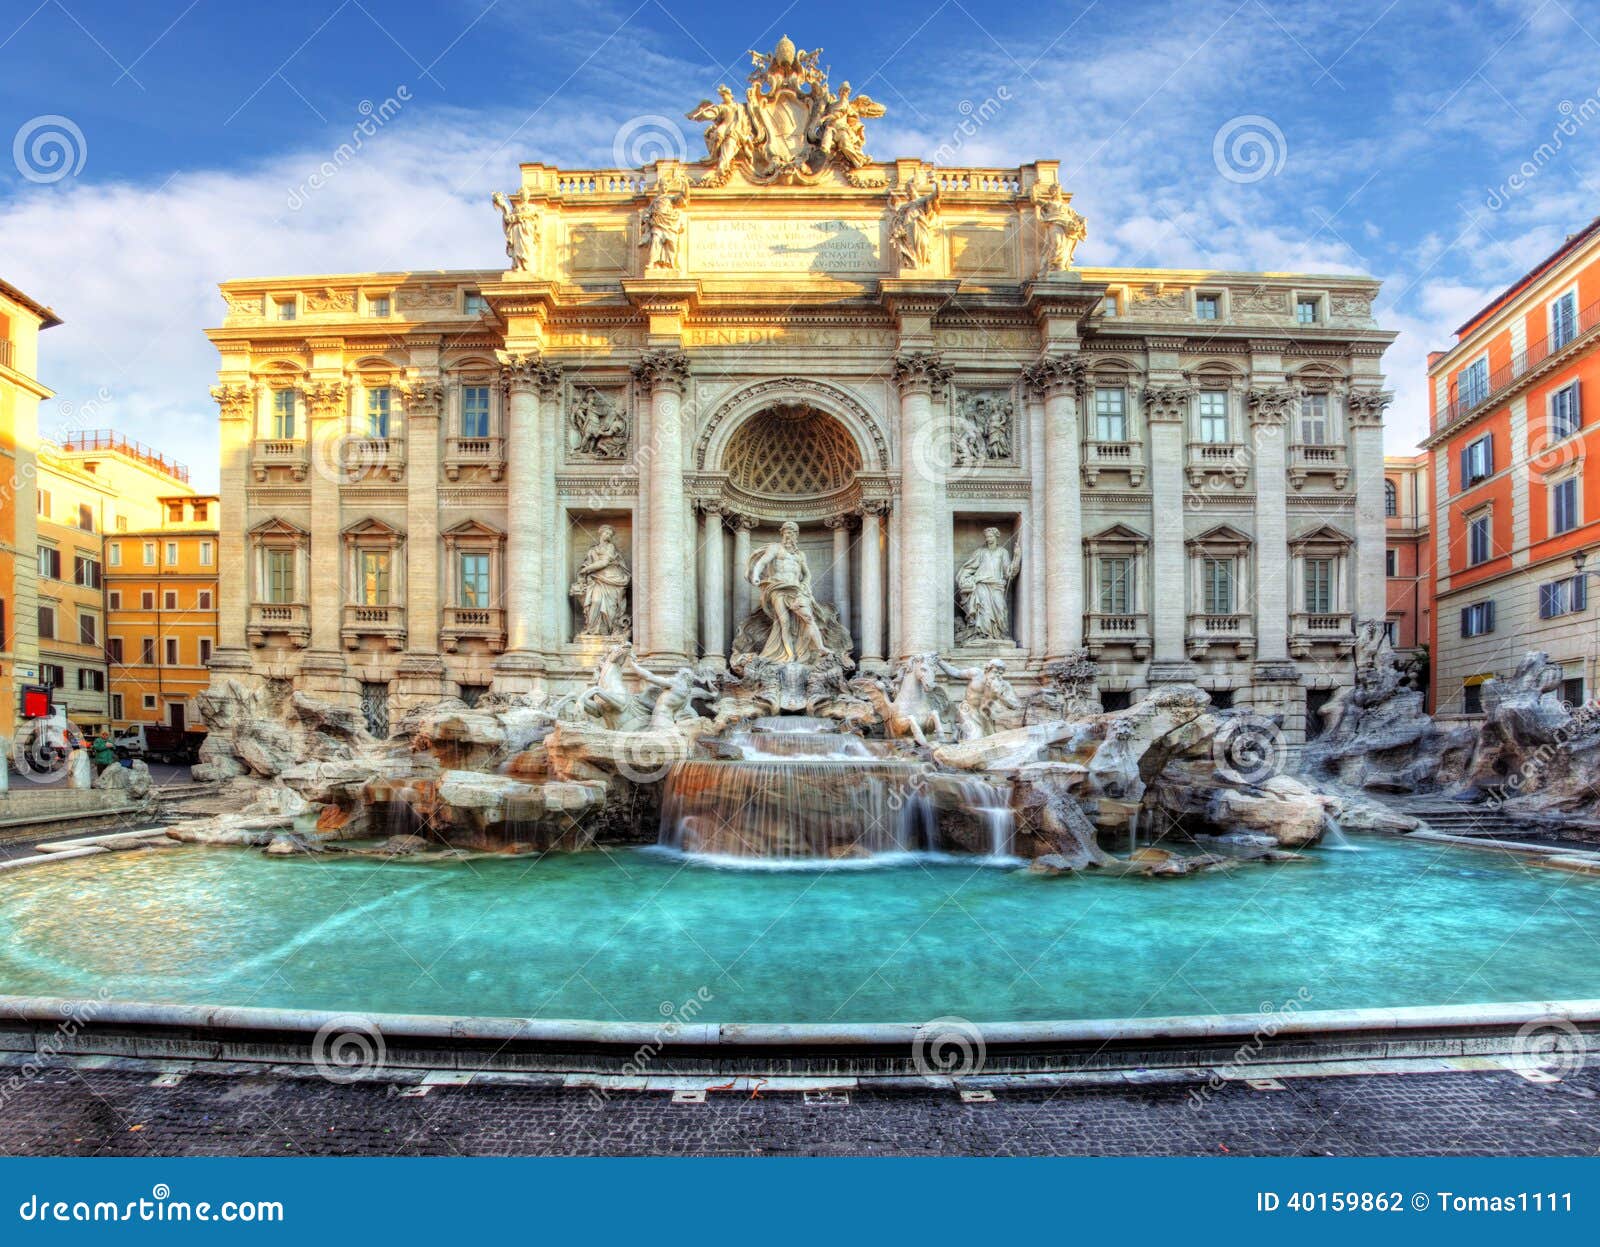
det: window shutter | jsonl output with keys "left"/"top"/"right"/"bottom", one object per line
{"left": 1460, "top": 606, "right": 1471, "bottom": 636}
{"left": 1460, "top": 446, "right": 1470, "bottom": 486}
{"left": 1485, "top": 437, "right": 1495, "bottom": 475}
{"left": 1540, "top": 584, "right": 1554, "bottom": 619}
{"left": 1578, "top": 575, "right": 1589, "bottom": 611}
{"left": 1575, "top": 380, "right": 1583, "bottom": 431}
{"left": 1486, "top": 600, "right": 1496, "bottom": 631}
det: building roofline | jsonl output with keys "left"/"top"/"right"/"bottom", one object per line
{"left": 0, "top": 277, "right": 63, "bottom": 329}
{"left": 1451, "top": 213, "right": 1600, "bottom": 340}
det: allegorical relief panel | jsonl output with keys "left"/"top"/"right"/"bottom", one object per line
{"left": 952, "top": 389, "right": 1016, "bottom": 466}
{"left": 568, "top": 387, "right": 631, "bottom": 460}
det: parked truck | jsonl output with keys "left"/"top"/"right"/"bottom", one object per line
{"left": 111, "top": 725, "right": 203, "bottom": 766}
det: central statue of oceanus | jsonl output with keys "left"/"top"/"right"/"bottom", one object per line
{"left": 748, "top": 521, "right": 833, "bottom": 664}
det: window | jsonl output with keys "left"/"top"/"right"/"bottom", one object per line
{"left": 108, "top": 541, "right": 121, "bottom": 567}
{"left": 1385, "top": 548, "right": 1398, "bottom": 577}
{"left": 143, "top": 694, "right": 156, "bottom": 710}
{"left": 141, "top": 638, "right": 156, "bottom": 665}
{"left": 199, "top": 540, "right": 214, "bottom": 567}
{"left": 140, "top": 591, "right": 154, "bottom": 610}
{"left": 1298, "top": 393, "right": 1330, "bottom": 445}
{"left": 462, "top": 385, "right": 491, "bottom": 438}
{"left": 167, "top": 502, "right": 183, "bottom": 523}
{"left": 110, "top": 693, "right": 123, "bottom": 719}
{"left": 1094, "top": 387, "right": 1127, "bottom": 442}
{"left": 1203, "top": 557, "right": 1236, "bottom": 613}
{"left": 358, "top": 550, "right": 392, "bottom": 606}
{"left": 464, "top": 292, "right": 488, "bottom": 315}
{"left": 1304, "top": 558, "right": 1333, "bottom": 613}
{"left": 272, "top": 389, "right": 297, "bottom": 439}
{"left": 1551, "top": 290, "right": 1578, "bottom": 350}
{"left": 73, "top": 556, "right": 101, "bottom": 589}
{"left": 1463, "top": 683, "right": 1484, "bottom": 715}
{"left": 1551, "top": 382, "right": 1582, "bottom": 440}
{"left": 107, "top": 591, "right": 122, "bottom": 610}
{"left": 266, "top": 549, "right": 295, "bottom": 603}
{"left": 1468, "top": 512, "right": 1492, "bottom": 565}
{"left": 115, "top": 515, "right": 127, "bottom": 532}
{"left": 77, "top": 504, "right": 94, "bottom": 532}
{"left": 107, "top": 638, "right": 123, "bottom": 664}
{"left": 1553, "top": 475, "right": 1580, "bottom": 535}
{"left": 1195, "top": 293, "right": 1220, "bottom": 320}
{"left": 1197, "top": 391, "right": 1229, "bottom": 443}
{"left": 142, "top": 542, "right": 156, "bottom": 566}
{"left": 458, "top": 553, "right": 490, "bottom": 607}
{"left": 36, "top": 489, "right": 50, "bottom": 518}
{"left": 1101, "top": 293, "right": 1119, "bottom": 318}
{"left": 1540, "top": 574, "right": 1588, "bottom": 618}
{"left": 1098, "top": 557, "right": 1133, "bottom": 613}
{"left": 199, "top": 637, "right": 212, "bottom": 664}
{"left": 163, "top": 591, "right": 178, "bottom": 611}
{"left": 1295, "top": 297, "right": 1320, "bottom": 325}
{"left": 367, "top": 294, "right": 391, "bottom": 318}
{"left": 40, "top": 663, "right": 64, "bottom": 688}
{"left": 36, "top": 546, "right": 60, "bottom": 580}
{"left": 1381, "top": 620, "right": 1399, "bottom": 646}
{"left": 192, "top": 501, "right": 207, "bottom": 522}
{"left": 1563, "top": 676, "right": 1585, "bottom": 708}
{"left": 274, "top": 298, "right": 297, "bottom": 322}
{"left": 1460, "top": 601, "right": 1496, "bottom": 637}
{"left": 1384, "top": 480, "right": 1398, "bottom": 517}
{"left": 365, "top": 387, "right": 391, "bottom": 438}
{"left": 1462, "top": 434, "right": 1494, "bottom": 485}
{"left": 165, "top": 637, "right": 179, "bottom": 665}
{"left": 198, "top": 590, "right": 213, "bottom": 610}
{"left": 1459, "top": 357, "right": 1489, "bottom": 409}
{"left": 78, "top": 612, "right": 96, "bottom": 645}
{"left": 166, "top": 541, "right": 179, "bottom": 566}
{"left": 77, "top": 668, "right": 104, "bottom": 693}
{"left": 37, "top": 606, "right": 55, "bottom": 640}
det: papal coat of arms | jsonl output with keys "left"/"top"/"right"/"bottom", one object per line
{"left": 686, "top": 35, "right": 887, "bottom": 187}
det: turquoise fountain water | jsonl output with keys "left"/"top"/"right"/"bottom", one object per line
{"left": 0, "top": 837, "right": 1597, "bottom": 1023}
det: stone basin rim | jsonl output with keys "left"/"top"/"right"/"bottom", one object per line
{"left": 2, "top": 993, "right": 1597, "bottom": 1051}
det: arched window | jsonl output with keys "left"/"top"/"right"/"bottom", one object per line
{"left": 1384, "top": 479, "right": 1398, "bottom": 517}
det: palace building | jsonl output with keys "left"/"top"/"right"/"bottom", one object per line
{"left": 207, "top": 38, "right": 1395, "bottom": 741}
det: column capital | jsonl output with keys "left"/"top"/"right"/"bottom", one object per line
{"left": 1246, "top": 385, "right": 1295, "bottom": 427}
{"left": 1347, "top": 389, "right": 1393, "bottom": 427}
{"left": 210, "top": 382, "right": 255, "bottom": 420}
{"left": 403, "top": 380, "right": 446, "bottom": 420}
{"left": 1021, "top": 355, "right": 1084, "bottom": 397}
{"left": 891, "top": 351, "right": 951, "bottom": 396}
{"left": 632, "top": 348, "right": 690, "bottom": 393}
{"left": 499, "top": 351, "right": 558, "bottom": 396}
{"left": 823, "top": 512, "right": 856, "bottom": 530}
{"left": 729, "top": 511, "right": 759, "bottom": 531}
{"left": 856, "top": 497, "right": 892, "bottom": 517}
{"left": 304, "top": 380, "right": 348, "bottom": 418}
{"left": 1142, "top": 384, "right": 1193, "bottom": 424}
{"left": 694, "top": 497, "right": 725, "bottom": 517}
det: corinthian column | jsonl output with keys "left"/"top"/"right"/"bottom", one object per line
{"left": 1144, "top": 384, "right": 1193, "bottom": 678}
{"left": 857, "top": 501, "right": 886, "bottom": 671}
{"left": 1247, "top": 386, "right": 1293, "bottom": 666}
{"left": 1022, "top": 357, "right": 1085, "bottom": 659}
{"left": 699, "top": 502, "right": 727, "bottom": 668}
{"left": 1349, "top": 390, "right": 1393, "bottom": 628}
{"left": 305, "top": 380, "right": 348, "bottom": 656}
{"left": 731, "top": 513, "right": 755, "bottom": 629}
{"left": 893, "top": 351, "right": 951, "bottom": 657}
{"left": 403, "top": 380, "right": 444, "bottom": 686}
{"left": 496, "top": 354, "right": 546, "bottom": 682}
{"left": 633, "top": 349, "right": 691, "bottom": 663}
{"left": 826, "top": 514, "right": 852, "bottom": 637}
{"left": 210, "top": 383, "right": 255, "bottom": 664}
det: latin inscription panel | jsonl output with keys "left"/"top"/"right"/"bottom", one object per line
{"left": 692, "top": 218, "right": 882, "bottom": 273}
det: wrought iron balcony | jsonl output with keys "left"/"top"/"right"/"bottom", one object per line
{"left": 1437, "top": 292, "right": 1600, "bottom": 430}
{"left": 247, "top": 602, "right": 310, "bottom": 648}
{"left": 440, "top": 605, "right": 507, "bottom": 654}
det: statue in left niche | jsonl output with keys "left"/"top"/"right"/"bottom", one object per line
{"left": 640, "top": 185, "right": 687, "bottom": 271}
{"left": 492, "top": 190, "right": 539, "bottom": 273}
{"left": 571, "top": 524, "right": 632, "bottom": 639}
{"left": 955, "top": 527, "right": 1019, "bottom": 643}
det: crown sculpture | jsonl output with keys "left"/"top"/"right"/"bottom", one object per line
{"left": 687, "top": 35, "right": 888, "bottom": 187}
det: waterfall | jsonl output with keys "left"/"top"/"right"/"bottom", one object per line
{"left": 1319, "top": 814, "right": 1362, "bottom": 852}
{"left": 942, "top": 775, "right": 1016, "bottom": 857}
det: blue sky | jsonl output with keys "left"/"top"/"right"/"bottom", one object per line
{"left": 4, "top": 0, "right": 1600, "bottom": 490}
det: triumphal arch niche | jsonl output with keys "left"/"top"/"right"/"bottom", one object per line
{"left": 209, "top": 33, "right": 1395, "bottom": 741}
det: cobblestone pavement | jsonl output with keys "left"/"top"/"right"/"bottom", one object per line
{"left": 1, "top": 1067, "right": 1596, "bottom": 1156}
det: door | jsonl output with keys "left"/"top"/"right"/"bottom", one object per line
{"left": 168, "top": 703, "right": 186, "bottom": 731}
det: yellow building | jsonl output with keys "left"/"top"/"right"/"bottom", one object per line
{"left": 0, "top": 278, "right": 54, "bottom": 737}
{"left": 39, "top": 432, "right": 199, "bottom": 737}
{"left": 106, "top": 493, "right": 219, "bottom": 734}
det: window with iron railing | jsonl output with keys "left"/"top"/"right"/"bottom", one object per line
{"left": 1441, "top": 291, "right": 1600, "bottom": 428}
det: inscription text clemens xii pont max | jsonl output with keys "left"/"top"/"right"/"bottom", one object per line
{"left": 691, "top": 218, "right": 881, "bottom": 273}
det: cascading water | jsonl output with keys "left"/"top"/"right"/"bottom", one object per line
{"left": 659, "top": 717, "right": 938, "bottom": 861}
{"left": 939, "top": 776, "right": 1016, "bottom": 857}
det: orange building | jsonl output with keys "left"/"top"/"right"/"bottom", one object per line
{"left": 105, "top": 489, "right": 217, "bottom": 737}
{"left": 0, "top": 279, "right": 56, "bottom": 736}
{"left": 1424, "top": 214, "right": 1600, "bottom": 718}
{"left": 1383, "top": 453, "right": 1433, "bottom": 702}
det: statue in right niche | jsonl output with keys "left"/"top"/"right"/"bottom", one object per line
{"left": 955, "top": 527, "right": 1019, "bottom": 643}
